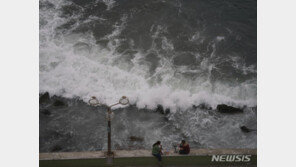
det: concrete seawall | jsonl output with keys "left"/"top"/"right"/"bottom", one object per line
{"left": 40, "top": 149, "right": 257, "bottom": 167}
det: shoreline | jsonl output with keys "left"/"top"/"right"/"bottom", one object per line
{"left": 39, "top": 92, "right": 257, "bottom": 152}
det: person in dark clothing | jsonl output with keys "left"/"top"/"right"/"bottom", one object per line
{"left": 179, "top": 140, "right": 190, "bottom": 154}
{"left": 152, "top": 141, "right": 162, "bottom": 162}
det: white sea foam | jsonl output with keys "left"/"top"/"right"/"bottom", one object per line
{"left": 216, "top": 36, "right": 225, "bottom": 41}
{"left": 40, "top": 0, "right": 257, "bottom": 112}
{"left": 101, "top": 0, "right": 116, "bottom": 10}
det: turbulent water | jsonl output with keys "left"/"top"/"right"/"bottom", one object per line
{"left": 39, "top": 0, "right": 257, "bottom": 152}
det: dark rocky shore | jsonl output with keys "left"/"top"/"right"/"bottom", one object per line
{"left": 40, "top": 92, "right": 257, "bottom": 153}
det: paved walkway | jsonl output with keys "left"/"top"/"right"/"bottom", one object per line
{"left": 40, "top": 149, "right": 256, "bottom": 160}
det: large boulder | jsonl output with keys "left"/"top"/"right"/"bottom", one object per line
{"left": 39, "top": 92, "right": 50, "bottom": 104}
{"left": 240, "top": 126, "right": 251, "bottom": 133}
{"left": 193, "top": 103, "right": 213, "bottom": 110}
{"left": 216, "top": 104, "right": 243, "bottom": 113}
{"left": 40, "top": 109, "right": 51, "bottom": 116}
{"left": 156, "top": 105, "right": 170, "bottom": 115}
{"left": 240, "top": 126, "right": 256, "bottom": 133}
{"left": 53, "top": 100, "right": 67, "bottom": 107}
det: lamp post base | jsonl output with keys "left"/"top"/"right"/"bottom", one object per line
{"left": 105, "top": 151, "right": 114, "bottom": 165}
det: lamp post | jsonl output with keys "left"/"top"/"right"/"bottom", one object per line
{"left": 89, "top": 96, "right": 129, "bottom": 164}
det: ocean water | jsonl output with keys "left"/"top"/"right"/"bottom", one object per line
{"left": 39, "top": 0, "right": 257, "bottom": 152}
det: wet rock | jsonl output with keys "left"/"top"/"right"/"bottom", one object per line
{"left": 53, "top": 100, "right": 67, "bottom": 107}
{"left": 251, "top": 106, "right": 257, "bottom": 112}
{"left": 165, "top": 108, "right": 170, "bottom": 114}
{"left": 39, "top": 92, "right": 50, "bottom": 104}
{"left": 41, "top": 109, "right": 51, "bottom": 116}
{"left": 216, "top": 104, "right": 243, "bottom": 113}
{"left": 156, "top": 105, "right": 164, "bottom": 113}
{"left": 240, "top": 126, "right": 251, "bottom": 133}
{"left": 156, "top": 105, "right": 170, "bottom": 115}
{"left": 240, "top": 126, "right": 256, "bottom": 133}
{"left": 129, "top": 136, "right": 144, "bottom": 142}
{"left": 194, "top": 103, "right": 213, "bottom": 110}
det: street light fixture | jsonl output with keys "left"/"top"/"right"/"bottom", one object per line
{"left": 88, "top": 96, "right": 129, "bottom": 164}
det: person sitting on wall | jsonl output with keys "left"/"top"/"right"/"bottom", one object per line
{"left": 152, "top": 141, "right": 162, "bottom": 162}
{"left": 179, "top": 140, "right": 190, "bottom": 154}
